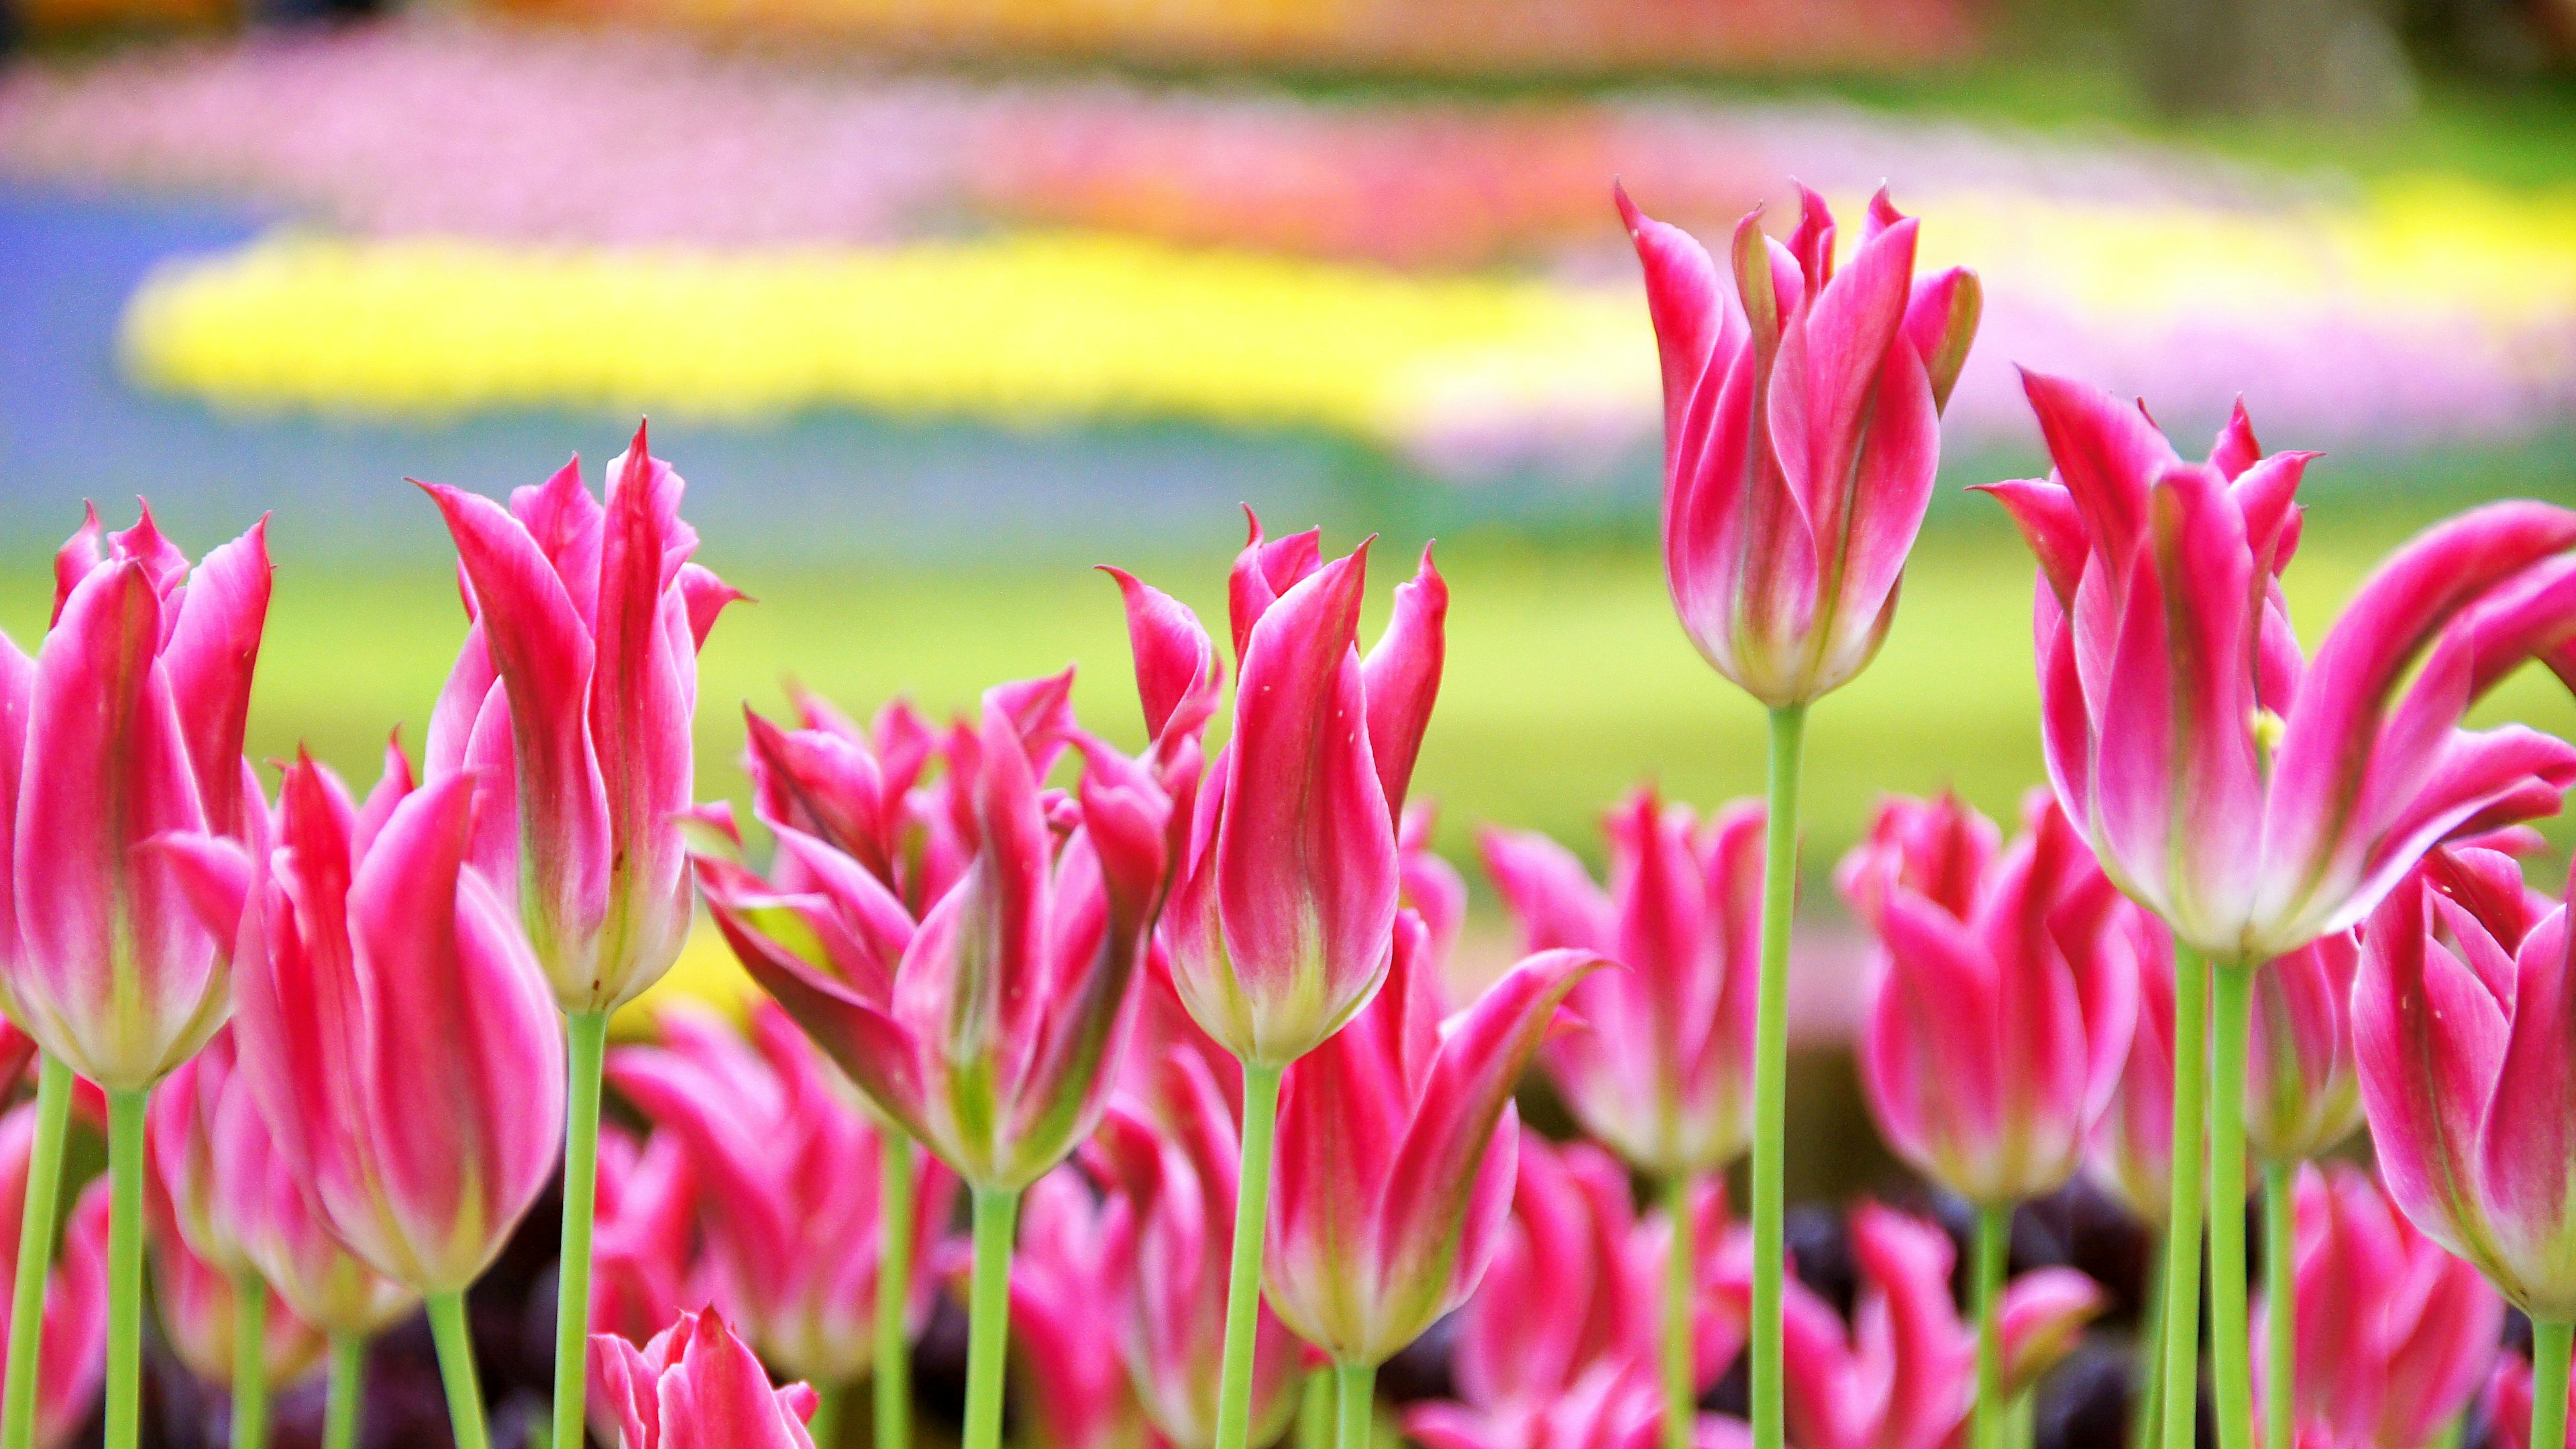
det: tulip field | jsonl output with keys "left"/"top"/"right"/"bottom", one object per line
{"left": 11, "top": 10, "right": 2576, "bottom": 1449}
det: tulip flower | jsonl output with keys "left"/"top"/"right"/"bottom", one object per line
{"left": 2086, "top": 906, "right": 2179, "bottom": 1234}
{"left": 148, "top": 1026, "right": 414, "bottom": 1449}
{"left": 0, "top": 1102, "right": 110, "bottom": 1449}
{"left": 590, "top": 1125, "right": 702, "bottom": 1349}
{"left": 2485, "top": 1351, "right": 2576, "bottom": 1449}
{"left": 161, "top": 748, "right": 566, "bottom": 1449}
{"left": 1622, "top": 182, "right": 1976, "bottom": 1449}
{"left": 1262, "top": 908, "right": 1601, "bottom": 1449}
{"left": 1005, "top": 1171, "right": 1150, "bottom": 1449}
{"left": 590, "top": 1309, "right": 821, "bottom": 1449}
{"left": 1483, "top": 788, "right": 1762, "bottom": 1449}
{"left": 0, "top": 504, "right": 271, "bottom": 1449}
{"left": 1108, "top": 519, "right": 1443, "bottom": 1449}
{"left": 1089, "top": 1049, "right": 1309, "bottom": 1449}
{"left": 741, "top": 693, "right": 959, "bottom": 917}
{"left": 2250, "top": 1163, "right": 2500, "bottom": 1449}
{"left": 608, "top": 1002, "right": 959, "bottom": 1447}
{"left": 1407, "top": 1360, "right": 1752, "bottom": 1449}
{"left": 1984, "top": 376, "right": 2576, "bottom": 1449}
{"left": 2353, "top": 845, "right": 2576, "bottom": 1449}
{"left": 1781, "top": 1205, "right": 2102, "bottom": 1449}
{"left": 419, "top": 424, "right": 741, "bottom": 1449}
{"left": 716, "top": 680, "right": 1168, "bottom": 1449}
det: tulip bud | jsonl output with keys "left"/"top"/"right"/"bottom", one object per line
{"left": 589, "top": 1309, "right": 821, "bottom": 1449}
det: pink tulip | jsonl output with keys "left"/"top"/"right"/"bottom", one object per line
{"left": 0, "top": 1107, "right": 110, "bottom": 1449}
{"left": 1620, "top": 184, "right": 1975, "bottom": 706}
{"left": 608, "top": 1002, "right": 959, "bottom": 1381}
{"left": 1262, "top": 910, "right": 1603, "bottom": 1366}
{"left": 161, "top": 747, "right": 568, "bottom": 1294}
{"left": 1407, "top": 1360, "right": 1753, "bottom": 1449}
{"left": 1144, "top": 515, "right": 1444, "bottom": 1065}
{"left": 1004, "top": 1171, "right": 1151, "bottom": 1449}
{"left": 2245, "top": 931, "right": 2365, "bottom": 1163}
{"left": 1836, "top": 792, "right": 2135, "bottom": 1205}
{"left": 1782, "top": 1206, "right": 2103, "bottom": 1449}
{"left": 146, "top": 1026, "right": 412, "bottom": 1338}
{"left": 1983, "top": 376, "right": 2576, "bottom": 961}
{"left": 2085, "top": 906, "right": 2179, "bottom": 1227}
{"left": 1479, "top": 790, "right": 1764, "bottom": 1178}
{"left": 590, "top": 1124, "right": 704, "bottom": 1348}
{"left": 741, "top": 692, "right": 959, "bottom": 917}
{"left": 714, "top": 679, "right": 1167, "bottom": 1190}
{"left": 2253, "top": 1163, "right": 2500, "bottom": 1449}
{"left": 150, "top": 1226, "right": 325, "bottom": 1393}
{"left": 590, "top": 1309, "right": 821, "bottom": 1449}
{"left": 2483, "top": 1351, "right": 2576, "bottom": 1449}
{"left": 1089, "top": 1048, "right": 1311, "bottom": 1449}
{"left": 1399, "top": 803, "right": 1467, "bottom": 981}
{"left": 2353, "top": 845, "right": 2576, "bottom": 1318}
{"left": 0, "top": 504, "right": 270, "bottom": 1089}
{"left": 419, "top": 424, "right": 743, "bottom": 1012}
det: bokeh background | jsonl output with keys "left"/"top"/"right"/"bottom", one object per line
{"left": 6, "top": 0, "right": 2576, "bottom": 1442}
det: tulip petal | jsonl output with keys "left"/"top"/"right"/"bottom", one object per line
{"left": 1360, "top": 545, "right": 1447, "bottom": 824}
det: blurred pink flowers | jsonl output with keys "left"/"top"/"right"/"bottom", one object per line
{"left": 1481, "top": 790, "right": 1764, "bottom": 1179}
{"left": 590, "top": 1308, "right": 821, "bottom": 1449}
{"left": 0, "top": 1106, "right": 108, "bottom": 1449}
{"left": 1622, "top": 184, "right": 1974, "bottom": 707}
{"left": 588, "top": 1125, "right": 701, "bottom": 1349}
{"left": 149, "top": 1226, "right": 323, "bottom": 1395}
{"left": 1004, "top": 1172, "right": 1150, "bottom": 1449}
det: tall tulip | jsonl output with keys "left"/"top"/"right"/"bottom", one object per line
{"left": 419, "top": 424, "right": 741, "bottom": 1449}
{"left": 159, "top": 749, "right": 567, "bottom": 1449}
{"left": 1110, "top": 517, "right": 1444, "bottom": 1449}
{"left": 1090, "top": 1049, "right": 1309, "bottom": 1449}
{"left": 1984, "top": 374, "right": 2576, "bottom": 1449}
{"left": 2354, "top": 846, "right": 2576, "bottom": 1449}
{"left": 2252, "top": 1163, "right": 2500, "bottom": 1449}
{"left": 1622, "top": 182, "right": 1976, "bottom": 1449}
{"left": 608, "top": 1002, "right": 958, "bottom": 1448}
{"left": 1837, "top": 790, "right": 2133, "bottom": 1449}
{"left": 0, "top": 1104, "right": 110, "bottom": 1449}
{"left": 590, "top": 1309, "right": 820, "bottom": 1449}
{"left": 0, "top": 504, "right": 270, "bottom": 1449}
{"left": 714, "top": 682, "right": 1168, "bottom": 1449}
{"left": 1780, "top": 1205, "right": 2102, "bottom": 1449}
{"left": 1006, "top": 1171, "right": 1149, "bottom": 1449}
{"left": 1481, "top": 788, "right": 1761, "bottom": 1445}
{"left": 1263, "top": 908, "right": 1601, "bottom": 1449}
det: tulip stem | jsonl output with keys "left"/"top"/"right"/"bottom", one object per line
{"left": 2129, "top": 1240, "right": 2167, "bottom": 1449}
{"left": 809, "top": 1380, "right": 844, "bottom": 1449}
{"left": 1332, "top": 1362, "right": 1375, "bottom": 1449}
{"left": 2208, "top": 964, "right": 2253, "bottom": 1449}
{"left": 323, "top": 1334, "right": 368, "bottom": 1449}
{"left": 2535, "top": 1320, "right": 2572, "bottom": 1449}
{"left": 1660, "top": 1171, "right": 1696, "bottom": 1449}
{"left": 2261, "top": 1159, "right": 2294, "bottom": 1449}
{"left": 1749, "top": 702, "right": 1806, "bottom": 1449}
{"left": 1214, "top": 1060, "right": 1285, "bottom": 1449}
{"left": 961, "top": 1185, "right": 1022, "bottom": 1449}
{"left": 103, "top": 1086, "right": 147, "bottom": 1449}
{"left": 1297, "top": 1370, "right": 1332, "bottom": 1449}
{"left": 1, "top": 1054, "right": 72, "bottom": 1449}
{"left": 233, "top": 1269, "right": 271, "bottom": 1449}
{"left": 1972, "top": 1203, "right": 2010, "bottom": 1449}
{"left": 425, "top": 1293, "right": 492, "bottom": 1449}
{"left": 2159, "top": 948, "right": 2209, "bottom": 1449}
{"left": 552, "top": 1008, "right": 611, "bottom": 1449}
{"left": 873, "top": 1132, "right": 917, "bottom": 1449}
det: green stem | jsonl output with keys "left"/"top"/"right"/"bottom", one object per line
{"left": 1660, "top": 1172, "right": 1696, "bottom": 1449}
{"left": 1749, "top": 702, "right": 1806, "bottom": 1449}
{"left": 2160, "top": 947, "right": 2210, "bottom": 1449}
{"left": 2262, "top": 1159, "right": 2295, "bottom": 1449}
{"left": 1972, "top": 1203, "right": 2011, "bottom": 1449}
{"left": 2208, "top": 964, "right": 2253, "bottom": 1449}
{"left": 2129, "top": 1241, "right": 2167, "bottom": 1449}
{"left": 1, "top": 1055, "right": 72, "bottom": 1449}
{"left": 960, "top": 1185, "right": 1022, "bottom": 1449}
{"left": 323, "top": 1334, "right": 368, "bottom": 1449}
{"left": 1214, "top": 1061, "right": 1285, "bottom": 1449}
{"left": 874, "top": 1132, "right": 918, "bottom": 1449}
{"left": 103, "top": 1087, "right": 146, "bottom": 1449}
{"left": 2534, "top": 1320, "right": 2572, "bottom": 1449}
{"left": 2006, "top": 1393, "right": 2035, "bottom": 1449}
{"left": 1297, "top": 1371, "right": 1332, "bottom": 1449}
{"left": 1332, "top": 1362, "right": 1375, "bottom": 1449}
{"left": 808, "top": 1379, "right": 845, "bottom": 1449}
{"left": 425, "top": 1293, "right": 492, "bottom": 1449}
{"left": 231, "top": 1270, "right": 270, "bottom": 1449}
{"left": 552, "top": 1010, "right": 611, "bottom": 1449}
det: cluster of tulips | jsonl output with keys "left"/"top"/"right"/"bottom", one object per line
{"left": 1, "top": 174, "right": 2575, "bottom": 1449}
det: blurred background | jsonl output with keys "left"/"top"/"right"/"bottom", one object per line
{"left": 5, "top": 0, "right": 2576, "bottom": 1440}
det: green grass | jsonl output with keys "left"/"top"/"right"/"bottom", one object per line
{"left": 11, "top": 494, "right": 2560, "bottom": 882}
